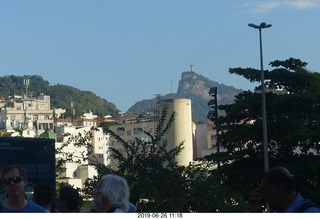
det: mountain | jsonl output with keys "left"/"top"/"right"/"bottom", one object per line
{"left": 0, "top": 73, "right": 242, "bottom": 122}
{"left": 0, "top": 75, "right": 118, "bottom": 117}
{"left": 127, "top": 71, "right": 243, "bottom": 122}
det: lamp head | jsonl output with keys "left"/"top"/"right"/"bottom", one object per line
{"left": 248, "top": 22, "right": 272, "bottom": 29}
{"left": 248, "top": 23, "right": 259, "bottom": 29}
{"left": 260, "top": 22, "right": 266, "bottom": 28}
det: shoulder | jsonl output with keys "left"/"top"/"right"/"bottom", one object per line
{"left": 295, "top": 200, "right": 320, "bottom": 213}
{"left": 25, "top": 201, "right": 48, "bottom": 212}
{"left": 114, "top": 208, "right": 125, "bottom": 213}
{"left": 303, "top": 206, "right": 320, "bottom": 213}
{"left": 127, "top": 202, "right": 137, "bottom": 212}
{"left": 0, "top": 201, "right": 47, "bottom": 213}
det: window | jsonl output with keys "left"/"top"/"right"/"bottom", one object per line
{"left": 133, "top": 128, "right": 141, "bottom": 135}
{"left": 141, "top": 136, "right": 149, "bottom": 142}
{"left": 116, "top": 129, "right": 125, "bottom": 136}
{"left": 127, "top": 139, "right": 133, "bottom": 144}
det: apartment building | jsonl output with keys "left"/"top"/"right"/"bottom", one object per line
{"left": 108, "top": 118, "right": 158, "bottom": 169}
{"left": 55, "top": 125, "right": 111, "bottom": 189}
{"left": 0, "top": 93, "right": 54, "bottom": 136}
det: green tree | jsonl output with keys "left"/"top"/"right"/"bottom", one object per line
{"left": 57, "top": 106, "right": 195, "bottom": 212}
{"left": 202, "top": 58, "right": 320, "bottom": 211}
{"left": 98, "top": 106, "right": 192, "bottom": 212}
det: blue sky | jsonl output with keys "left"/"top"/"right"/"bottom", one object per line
{"left": 0, "top": 0, "right": 319, "bottom": 112}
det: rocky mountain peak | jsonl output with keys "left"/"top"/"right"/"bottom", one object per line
{"left": 127, "top": 71, "right": 242, "bottom": 122}
{"left": 178, "top": 71, "right": 211, "bottom": 100}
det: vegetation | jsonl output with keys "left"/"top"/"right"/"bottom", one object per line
{"left": 0, "top": 75, "right": 118, "bottom": 117}
{"left": 60, "top": 106, "right": 191, "bottom": 211}
{"left": 210, "top": 57, "right": 320, "bottom": 208}
{"left": 55, "top": 58, "right": 320, "bottom": 212}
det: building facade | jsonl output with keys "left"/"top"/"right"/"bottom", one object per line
{"left": 55, "top": 125, "right": 111, "bottom": 190}
{"left": 0, "top": 94, "right": 54, "bottom": 136}
{"left": 108, "top": 118, "right": 157, "bottom": 169}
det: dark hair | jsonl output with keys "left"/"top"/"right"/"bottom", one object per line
{"left": 262, "top": 166, "right": 296, "bottom": 192}
{"left": 59, "top": 186, "right": 80, "bottom": 212}
{"left": 33, "top": 185, "right": 54, "bottom": 208}
{"left": 1, "top": 164, "right": 27, "bottom": 182}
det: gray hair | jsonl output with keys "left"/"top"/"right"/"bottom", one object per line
{"left": 99, "top": 174, "right": 129, "bottom": 212}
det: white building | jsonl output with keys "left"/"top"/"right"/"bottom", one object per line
{"left": 55, "top": 124, "right": 111, "bottom": 190}
{"left": 194, "top": 123, "right": 210, "bottom": 159}
{"left": 0, "top": 94, "right": 54, "bottom": 136}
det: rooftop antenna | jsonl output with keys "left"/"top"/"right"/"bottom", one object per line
{"left": 71, "top": 97, "right": 75, "bottom": 124}
{"left": 190, "top": 64, "right": 194, "bottom": 72}
{"left": 170, "top": 79, "right": 173, "bottom": 94}
{"left": 23, "top": 77, "right": 29, "bottom": 99}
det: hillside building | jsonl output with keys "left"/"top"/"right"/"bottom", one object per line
{"left": 0, "top": 94, "right": 54, "bottom": 137}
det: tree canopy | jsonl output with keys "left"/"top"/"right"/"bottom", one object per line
{"left": 214, "top": 58, "right": 320, "bottom": 208}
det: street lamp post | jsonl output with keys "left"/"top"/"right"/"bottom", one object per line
{"left": 248, "top": 22, "right": 272, "bottom": 172}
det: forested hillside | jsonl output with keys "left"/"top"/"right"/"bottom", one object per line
{"left": 0, "top": 75, "right": 118, "bottom": 117}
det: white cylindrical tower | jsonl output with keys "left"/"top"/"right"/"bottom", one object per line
{"left": 162, "top": 98, "right": 193, "bottom": 166}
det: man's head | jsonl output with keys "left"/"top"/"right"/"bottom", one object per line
{"left": 33, "top": 185, "right": 53, "bottom": 211}
{"left": 1, "top": 164, "right": 28, "bottom": 198}
{"left": 259, "top": 166, "right": 296, "bottom": 211}
{"left": 59, "top": 186, "right": 81, "bottom": 212}
{"left": 92, "top": 174, "right": 129, "bottom": 212}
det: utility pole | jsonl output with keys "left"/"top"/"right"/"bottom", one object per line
{"left": 23, "top": 77, "right": 30, "bottom": 128}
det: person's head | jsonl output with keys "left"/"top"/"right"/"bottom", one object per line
{"left": 259, "top": 166, "right": 296, "bottom": 210}
{"left": 59, "top": 186, "right": 81, "bottom": 212}
{"left": 1, "top": 164, "right": 28, "bottom": 199}
{"left": 33, "top": 185, "right": 53, "bottom": 211}
{"left": 92, "top": 174, "right": 129, "bottom": 212}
